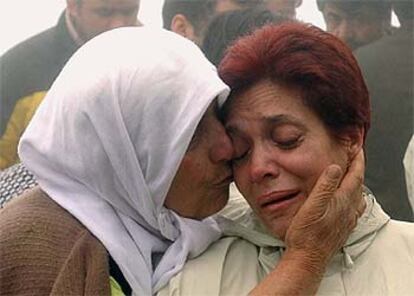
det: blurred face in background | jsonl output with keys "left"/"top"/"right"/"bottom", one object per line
{"left": 67, "top": 0, "right": 140, "bottom": 42}
{"left": 264, "top": 0, "right": 302, "bottom": 19}
{"left": 215, "top": 0, "right": 244, "bottom": 13}
{"left": 216, "top": 0, "right": 301, "bottom": 19}
{"left": 321, "top": 2, "right": 389, "bottom": 50}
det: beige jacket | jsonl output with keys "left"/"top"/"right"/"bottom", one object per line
{"left": 158, "top": 192, "right": 414, "bottom": 296}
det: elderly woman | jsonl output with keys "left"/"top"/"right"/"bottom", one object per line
{"left": 158, "top": 23, "right": 414, "bottom": 295}
{"left": 0, "top": 27, "right": 364, "bottom": 295}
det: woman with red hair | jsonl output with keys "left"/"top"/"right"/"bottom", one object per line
{"left": 158, "top": 22, "right": 414, "bottom": 295}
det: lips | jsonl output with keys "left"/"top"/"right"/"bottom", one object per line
{"left": 214, "top": 172, "right": 233, "bottom": 187}
{"left": 257, "top": 189, "right": 300, "bottom": 211}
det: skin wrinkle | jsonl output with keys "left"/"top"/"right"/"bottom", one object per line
{"left": 226, "top": 79, "right": 360, "bottom": 240}
{"left": 164, "top": 101, "right": 234, "bottom": 219}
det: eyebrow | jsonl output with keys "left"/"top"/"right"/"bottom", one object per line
{"left": 266, "top": 114, "right": 307, "bottom": 128}
{"left": 226, "top": 114, "right": 307, "bottom": 134}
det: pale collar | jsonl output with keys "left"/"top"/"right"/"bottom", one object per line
{"left": 217, "top": 188, "right": 390, "bottom": 257}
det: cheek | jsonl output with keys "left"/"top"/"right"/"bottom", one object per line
{"left": 281, "top": 153, "right": 326, "bottom": 191}
{"left": 233, "top": 165, "right": 250, "bottom": 193}
{"left": 180, "top": 157, "right": 203, "bottom": 180}
{"left": 84, "top": 16, "right": 107, "bottom": 30}
{"left": 79, "top": 20, "right": 98, "bottom": 35}
{"left": 233, "top": 170, "right": 257, "bottom": 211}
{"left": 359, "top": 23, "right": 381, "bottom": 38}
{"left": 231, "top": 148, "right": 329, "bottom": 187}
{"left": 326, "top": 22, "right": 339, "bottom": 32}
{"left": 279, "top": 144, "right": 347, "bottom": 194}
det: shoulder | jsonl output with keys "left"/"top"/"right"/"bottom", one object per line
{"left": 372, "top": 219, "right": 414, "bottom": 255}
{"left": 355, "top": 32, "right": 411, "bottom": 72}
{"left": 382, "top": 219, "right": 414, "bottom": 240}
{"left": 1, "top": 186, "right": 83, "bottom": 232}
{"left": 0, "top": 25, "right": 60, "bottom": 109}
{"left": 355, "top": 34, "right": 393, "bottom": 59}
{"left": 1, "top": 25, "right": 57, "bottom": 66}
{"left": 0, "top": 13, "right": 75, "bottom": 82}
{"left": 0, "top": 14, "right": 77, "bottom": 110}
{"left": 0, "top": 162, "right": 37, "bottom": 207}
{"left": 0, "top": 187, "right": 110, "bottom": 295}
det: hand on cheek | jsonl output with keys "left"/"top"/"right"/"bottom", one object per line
{"left": 284, "top": 150, "right": 365, "bottom": 267}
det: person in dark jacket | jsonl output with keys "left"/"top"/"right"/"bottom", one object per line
{"left": 317, "top": 0, "right": 392, "bottom": 50}
{"left": 355, "top": 0, "right": 413, "bottom": 221}
{"left": 0, "top": 0, "right": 141, "bottom": 169}
{"left": 162, "top": 0, "right": 301, "bottom": 46}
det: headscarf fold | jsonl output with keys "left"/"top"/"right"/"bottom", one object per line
{"left": 19, "top": 27, "right": 230, "bottom": 295}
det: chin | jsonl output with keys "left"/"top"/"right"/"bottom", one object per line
{"left": 215, "top": 192, "right": 230, "bottom": 212}
{"left": 197, "top": 191, "right": 229, "bottom": 219}
{"left": 259, "top": 197, "right": 305, "bottom": 240}
{"left": 264, "top": 218, "right": 291, "bottom": 241}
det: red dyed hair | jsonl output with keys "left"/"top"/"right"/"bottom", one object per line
{"left": 219, "top": 22, "right": 370, "bottom": 142}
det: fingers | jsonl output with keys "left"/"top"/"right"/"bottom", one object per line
{"left": 344, "top": 149, "right": 364, "bottom": 189}
{"left": 307, "top": 164, "right": 344, "bottom": 204}
{"left": 285, "top": 154, "right": 364, "bottom": 262}
{"left": 336, "top": 149, "right": 364, "bottom": 205}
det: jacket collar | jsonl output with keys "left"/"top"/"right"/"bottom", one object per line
{"left": 217, "top": 187, "right": 390, "bottom": 262}
{"left": 65, "top": 10, "right": 84, "bottom": 46}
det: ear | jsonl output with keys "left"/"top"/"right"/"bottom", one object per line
{"left": 66, "top": 0, "right": 79, "bottom": 16}
{"left": 170, "top": 14, "right": 196, "bottom": 41}
{"left": 343, "top": 127, "right": 364, "bottom": 161}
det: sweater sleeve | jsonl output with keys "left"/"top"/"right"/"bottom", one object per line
{"left": 0, "top": 187, "right": 111, "bottom": 295}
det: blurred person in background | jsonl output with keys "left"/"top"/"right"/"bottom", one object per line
{"left": 202, "top": 7, "right": 288, "bottom": 66}
{"left": 263, "top": 0, "right": 302, "bottom": 19}
{"left": 0, "top": 0, "right": 141, "bottom": 170}
{"left": 404, "top": 135, "right": 414, "bottom": 212}
{"left": 162, "top": 0, "right": 251, "bottom": 45}
{"left": 355, "top": 0, "right": 413, "bottom": 221}
{"left": 215, "top": 0, "right": 260, "bottom": 14}
{"left": 162, "top": 0, "right": 301, "bottom": 46}
{"left": 216, "top": 0, "right": 302, "bottom": 19}
{"left": 317, "top": 0, "right": 392, "bottom": 50}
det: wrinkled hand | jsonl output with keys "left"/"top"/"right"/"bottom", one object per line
{"left": 284, "top": 150, "right": 365, "bottom": 268}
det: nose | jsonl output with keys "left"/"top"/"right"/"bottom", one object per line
{"left": 249, "top": 146, "right": 280, "bottom": 184}
{"left": 209, "top": 129, "right": 234, "bottom": 163}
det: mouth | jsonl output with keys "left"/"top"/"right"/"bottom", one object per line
{"left": 214, "top": 173, "right": 233, "bottom": 187}
{"left": 258, "top": 189, "right": 301, "bottom": 211}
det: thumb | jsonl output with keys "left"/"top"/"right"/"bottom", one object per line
{"left": 307, "top": 165, "right": 343, "bottom": 204}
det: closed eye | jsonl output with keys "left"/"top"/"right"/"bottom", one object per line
{"left": 233, "top": 149, "right": 249, "bottom": 164}
{"left": 228, "top": 132, "right": 250, "bottom": 165}
{"left": 275, "top": 136, "right": 303, "bottom": 150}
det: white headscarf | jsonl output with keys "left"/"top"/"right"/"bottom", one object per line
{"left": 18, "top": 27, "right": 230, "bottom": 295}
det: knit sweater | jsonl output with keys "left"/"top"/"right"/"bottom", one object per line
{"left": 0, "top": 187, "right": 111, "bottom": 295}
